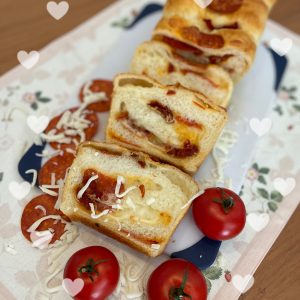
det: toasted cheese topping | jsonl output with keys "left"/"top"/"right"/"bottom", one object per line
{"left": 77, "top": 174, "right": 98, "bottom": 199}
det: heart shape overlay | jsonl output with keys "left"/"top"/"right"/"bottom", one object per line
{"left": 27, "top": 115, "right": 50, "bottom": 134}
{"left": 17, "top": 51, "right": 40, "bottom": 69}
{"left": 247, "top": 213, "right": 270, "bottom": 232}
{"left": 193, "top": 0, "right": 213, "bottom": 8}
{"left": 273, "top": 177, "right": 296, "bottom": 197}
{"left": 8, "top": 181, "right": 31, "bottom": 200}
{"left": 62, "top": 278, "right": 84, "bottom": 297}
{"left": 270, "top": 38, "right": 293, "bottom": 57}
{"left": 47, "top": 1, "right": 69, "bottom": 20}
{"left": 232, "top": 274, "right": 254, "bottom": 293}
{"left": 249, "top": 118, "right": 272, "bottom": 137}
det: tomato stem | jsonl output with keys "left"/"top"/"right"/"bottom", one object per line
{"left": 169, "top": 269, "right": 192, "bottom": 300}
{"left": 78, "top": 258, "right": 109, "bottom": 282}
{"left": 213, "top": 188, "right": 235, "bottom": 214}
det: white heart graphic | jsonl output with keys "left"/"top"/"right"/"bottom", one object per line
{"left": 193, "top": 0, "right": 213, "bottom": 8}
{"left": 30, "top": 230, "right": 53, "bottom": 249}
{"left": 249, "top": 118, "right": 272, "bottom": 137}
{"left": 62, "top": 278, "right": 84, "bottom": 297}
{"left": 273, "top": 177, "right": 296, "bottom": 197}
{"left": 9, "top": 181, "right": 31, "bottom": 200}
{"left": 232, "top": 274, "right": 254, "bottom": 293}
{"left": 27, "top": 115, "right": 50, "bottom": 134}
{"left": 247, "top": 213, "right": 270, "bottom": 232}
{"left": 270, "top": 38, "right": 293, "bottom": 56}
{"left": 47, "top": 1, "right": 69, "bottom": 20}
{"left": 17, "top": 51, "right": 40, "bottom": 69}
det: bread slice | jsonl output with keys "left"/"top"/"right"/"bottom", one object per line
{"left": 130, "top": 40, "right": 233, "bottom": 107}
{"left": 61, "top": 141, "right": 199, "bottom": 257}
{"left": 106, "top": 73, "right": 228, "bottom": 174}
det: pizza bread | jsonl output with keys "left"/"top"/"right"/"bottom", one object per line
{"left": 60, "top": 141, "right": 199, "bottom": 257}
{"left": 153, "top": 0, "right": 276, "bottom": 81}
{"left": 130, "top": 40, "right": 233, "bottom": 107}
{"left": 106, "top": 73, "right": 228, "bottom": 174}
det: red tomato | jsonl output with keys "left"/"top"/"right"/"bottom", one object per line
{"left": 147, "top": 259, "right": 207, "bottom": 300}
{"left": 193, "top": 188, "right": 246, "bottom": 240}
{"left": 64, "top": 246, "right": 120, "bottom": 300}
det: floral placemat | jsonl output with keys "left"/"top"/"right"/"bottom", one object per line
{"left": 0, "top": 0, "right": 299, "bottom": 299}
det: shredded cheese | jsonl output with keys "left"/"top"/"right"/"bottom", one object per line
{"left": 200, "top": 129, "right": 238, "bottom": 189}
{"left": 27, "top": 215, "right": 64, "bottom": 233}
{"left": 111, "top": 204, "right": 123, "bottom": 210}
{"left": 35, "top": 149, "right": 62, "bottom": 158}
{"left": 35, "top": 205, "right": 47, "bottom": 215}
{"left": 115, "top": 176, "right": 137, "bottom": 198}
{"left": 77, "top": 174, "right": 98, "bottom": 199}
{"left": 25, "top": 169, "right": 38, "bottom": 187}
{"left": 66, "top": 148, "right": 76, "bottom": 155}
{"left": 39, "top": 186, "right": 58, "bottom": 197}
{"left": 54, "top": 179, "right": 64, "bottom": 210}
{"left": 89, "top": 203, "right": 110, "bottom": 219}
{"left": 40, "top": 98, "right": 99, "bottom": 147}
{"left": 82, "top": 81, "right": 108, "bottom": 103}
{"left": 31, "top": 230, "right": 54, "bottom": 249}
{"left": 4, "top": 242, "right": 17, "bottom": 255}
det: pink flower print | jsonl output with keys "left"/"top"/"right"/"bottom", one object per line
{"left": 247, "top": 168, "right": 259, "bottom": 181}
{"left": 23, "top": 93, "right": 37, "bottom": 104}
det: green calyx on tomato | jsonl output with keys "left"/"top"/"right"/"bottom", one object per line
{"left": 78, "top": 258, "right": 109, "bottom": 282}
{"left": 169, "top": 269, "right": 192, "bottom": 300}
{"left": 213, "top": 188, "right": 235, "bottom": 214}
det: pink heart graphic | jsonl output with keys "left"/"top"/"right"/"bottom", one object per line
{"left": 62, "top": 278, "right": 84, "bottom": 297}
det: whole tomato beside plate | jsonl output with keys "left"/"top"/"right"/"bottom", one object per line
{"left": 147, "top": 258, "right": 207, "bottom": 300}
{"left": 193, "top": 187, "right": 246, "bottom": 240}
{"left": 64, "top": 246, "right": 119, "bottom": 300}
